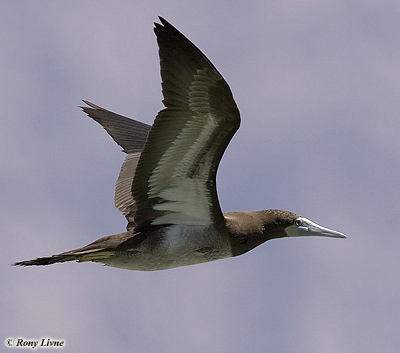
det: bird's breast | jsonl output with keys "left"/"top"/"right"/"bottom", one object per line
{"left": 103, "top": 225, "right": 232, "bottom": 271}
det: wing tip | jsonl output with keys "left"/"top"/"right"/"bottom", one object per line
{"left": 80, "top": 100, "right": 102, "bottom": 113}
{"left": 154, "top": 16, "right": 179, "bottom": 37}
{"left": 156, "top": 16, "right": 169, "bottom": 27}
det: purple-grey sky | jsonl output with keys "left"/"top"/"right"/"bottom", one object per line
{"left": 2, "top": 1, "right": 400, "bottom": 352}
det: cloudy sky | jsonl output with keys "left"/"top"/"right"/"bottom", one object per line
{"left": 2, "top": 1, "right": 400, "bottom": 352}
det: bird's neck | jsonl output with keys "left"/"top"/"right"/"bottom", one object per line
{"left": 223, "top": 210, "right": 289, "bottom": 257}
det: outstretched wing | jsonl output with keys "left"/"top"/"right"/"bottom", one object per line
{"left": 81, "top": 101, "right": 151, "bottom": 229}
{"left": 132, "top": 17, "right": 241, "bottom": 229}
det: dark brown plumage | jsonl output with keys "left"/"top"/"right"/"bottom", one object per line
{"left": 14, "top": 17, "right": 345, "bottom": 271}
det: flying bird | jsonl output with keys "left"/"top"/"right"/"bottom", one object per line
{"left": 14, "top": 17, "right": 346, "bottom": 271}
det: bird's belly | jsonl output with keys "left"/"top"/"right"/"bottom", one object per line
{"left": 102, "top": 225, "right": 232, "bottom": 271}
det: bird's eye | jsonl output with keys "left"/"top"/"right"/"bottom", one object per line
{"left": 295, "top": 219, "right": 302, "bottom": 227}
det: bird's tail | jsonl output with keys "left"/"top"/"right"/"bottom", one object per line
{"left": 13, "top": 232, "right": 131, "bottom": 267}
{"left": 14, "top": 254, "right": 79, "bottom": 266}
{"left": 13, "top": 250, "right": 113, "bottom": 267}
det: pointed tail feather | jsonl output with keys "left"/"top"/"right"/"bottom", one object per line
{"left": 13, "top": 254, "right": 79, "bottom": 266}
{"left": 13, "top": 250, "right": 116, "bottom": 267}
{"left": 13, "top": 232, "right": 132, "bottom": 267}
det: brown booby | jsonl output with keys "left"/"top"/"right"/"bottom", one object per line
{"left": 14, "top": 17, "right": 346, "bottom": 271}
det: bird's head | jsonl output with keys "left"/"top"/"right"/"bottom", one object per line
{"left": 284, "top": 216, "right": 347, "bottom": 239}
{"left": 227, "top": 210, "right": 346, "bottom": 257}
